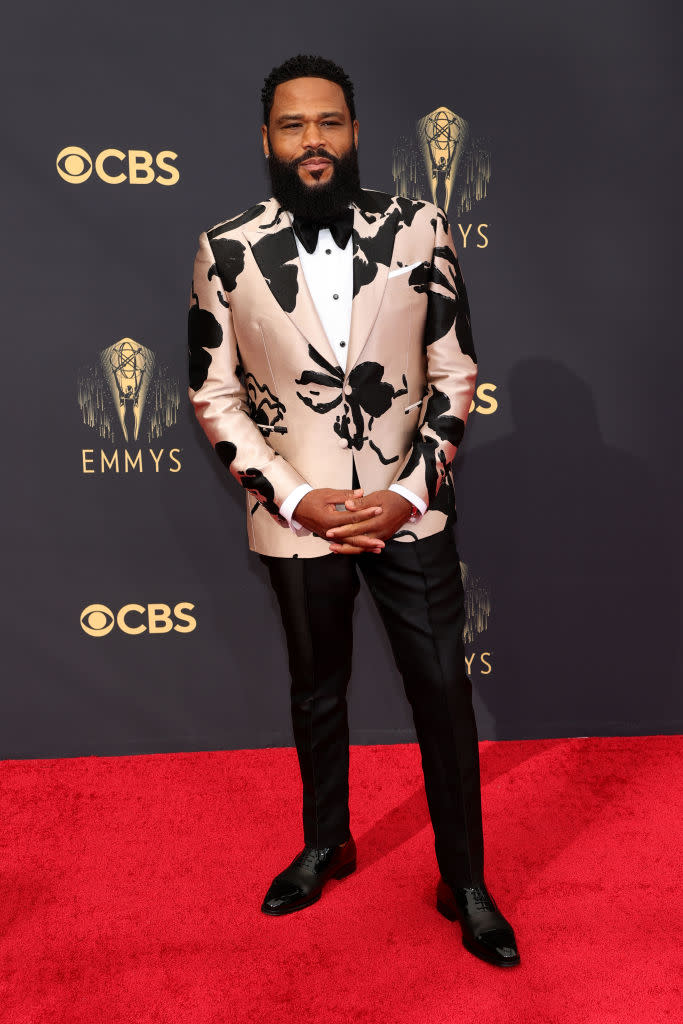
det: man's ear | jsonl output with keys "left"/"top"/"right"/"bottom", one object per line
{"left": 261, "top": 123, "right": 269, "bottom": 158}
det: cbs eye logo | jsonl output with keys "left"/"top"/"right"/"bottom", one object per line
{"left": 80, "top": 603, "right": 196, "bottom": 637}
{"left": 56, "top": 147, "right": 180, "bottom": 186}
{"left": 80, "top": 604, "right": 115, "bottom": 636}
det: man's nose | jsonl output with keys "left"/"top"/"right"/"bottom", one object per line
{"left": 301, "top": 122, "right": 324, "bottom": 149}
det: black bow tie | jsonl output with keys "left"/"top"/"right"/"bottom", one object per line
{"left": 291, "top": 206, "right": 354, "bottom": 255}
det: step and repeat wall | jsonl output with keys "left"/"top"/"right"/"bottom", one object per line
{"left": 3, "top": 1, "right": 680, "bottom": 757}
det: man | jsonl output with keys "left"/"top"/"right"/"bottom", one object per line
{"left": 188, "top": 54, "right": 520, "bottom": 968}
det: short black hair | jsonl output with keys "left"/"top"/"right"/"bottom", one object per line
{"left": 261, "top": 54, "right": 356, "bottom": 127}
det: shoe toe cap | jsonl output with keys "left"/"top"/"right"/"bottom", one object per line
{"left": 262, "top": 878, "right": 304, "bottom": 910}
{"left": 479, "top": 927, "right": 520, "bottom": 962}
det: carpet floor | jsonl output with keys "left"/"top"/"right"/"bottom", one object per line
{"left": 0, "top": 735, "right": 680, "bottom": 1023}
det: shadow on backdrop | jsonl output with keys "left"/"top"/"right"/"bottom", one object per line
{"left": 456, "top": 358, "right": 681, "bottom": 739}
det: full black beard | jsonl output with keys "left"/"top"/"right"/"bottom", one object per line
{"left": 266, "top": 141, "right": 363, "bottom": 222}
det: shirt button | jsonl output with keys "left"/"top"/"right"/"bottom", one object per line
{"left": 338, "top": 438, "right": 349, "bottom": 448}
{"left": 339, "top": 340, "right": 346, "bottom": 347}
{"left": 325, "top": 249, "right": 332, "bottom": 254}
{"left": 333, "top": 293, "right": 339, "bottom": 300}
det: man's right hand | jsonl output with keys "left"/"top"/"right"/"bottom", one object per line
{"left": 294, "top": 488, "right": 385, "bottom": 553}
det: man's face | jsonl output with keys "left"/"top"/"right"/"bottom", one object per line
{"left": 262, "top": 76, "right": 359, "bottom": 190}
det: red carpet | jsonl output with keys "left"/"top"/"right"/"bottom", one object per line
{"left": 0, "top": 735, "right": 680, "bottom": 1023}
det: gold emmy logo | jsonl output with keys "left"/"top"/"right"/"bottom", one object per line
{"left": 80, "top": 603, "right": 197, "bottom": 636}
{"left": 417, "top": 107, "right": 469, "bottom": 214}
{"left": 78, "top": 336, "right": 181, "bottom": 473}
{"left": 102, "top": 338, "right": 153, "bottom": 444}
{"left": 461, "top": 562, "right": 493, "bottom": 677}
{"left": 57, "top": 147, "right": 179, "bottom": 185}
{"left": 392, "top": 105, "right": 491, "bottom": 232}
{"left": 461, "top": 561, "right": 491, "bottom": 643}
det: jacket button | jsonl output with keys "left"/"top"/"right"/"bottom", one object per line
{"left": 343, "top": 383, "right": 352, "bottom": 395}
{"left": 338, "top": 438, "right": 349, "bottom": 448}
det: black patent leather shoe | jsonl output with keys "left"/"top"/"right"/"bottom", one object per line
{"left": 436, "top": 878, "right": 520, "bottom": 967}
{"left": 261, "top": 836, "right": 357, "bottom": 915}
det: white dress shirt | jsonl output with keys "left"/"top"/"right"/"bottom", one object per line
{"left": 278, "top": 216, "right": 427, "bottom": 532}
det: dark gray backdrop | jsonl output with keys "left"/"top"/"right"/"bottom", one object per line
{"left": 2, "top": 0, "right": 680, "bottom": 758}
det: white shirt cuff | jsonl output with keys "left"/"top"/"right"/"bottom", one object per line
{"left": 279, "top": 483, "right": 313, "bottom": 532}
{"left": 388, "top": 484, "right": 427, "bottom": 522}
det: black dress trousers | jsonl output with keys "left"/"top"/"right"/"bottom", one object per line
{"left": 258, "top": 468, "right": 485, "bottom": 888}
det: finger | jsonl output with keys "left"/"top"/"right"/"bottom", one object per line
{"left": 330, "top": 534, "right": 382, "bottom": 550}
{"left": 333, "top": 499, "right": 370, "bottom": 513}
{"left": 330, "top": 539, "right": 383, "bottom": 554}
{"left": 329, "top": 532, "right": 385, "bottom": 548}
{"left": 328, "top": 487, "right": 364, "bottom": 503}
{"left": 344, "top": 495, "right": 374, "bottom": 510}
{"left": 328, "top": 506, "right": 383, "bottom": 526}
{"left": 327, "top": 523, "right": 385, "bottom": 541}
{"left": 326, "top": 513, "right": 385, "bottom": 538}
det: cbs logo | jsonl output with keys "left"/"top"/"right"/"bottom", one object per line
{"left": 80, "top": 603, "right": 196, "bottom": 637}
{"left": 57, "top": 147, "right": 180, "bottom": 186}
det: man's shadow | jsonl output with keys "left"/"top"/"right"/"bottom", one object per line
{"left": 455, "top": 357, "right": 681, "bottom": 739}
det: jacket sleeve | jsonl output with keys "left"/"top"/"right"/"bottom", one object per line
{"left": 388, "top": 205, "right": 478, "bottom": 509}
{"left": 188, "top": 230, "right": 309, "bottom": 523}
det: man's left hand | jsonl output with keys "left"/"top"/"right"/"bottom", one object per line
{"left": 325, "top": 490, "right": 413, "bottom": 554}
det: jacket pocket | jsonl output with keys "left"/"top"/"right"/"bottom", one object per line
{"left": 387, "top": 259, "right": 424, "bottom": 279}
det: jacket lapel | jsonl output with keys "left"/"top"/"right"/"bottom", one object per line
{"left": 346, "top": 192, "right": 400, "bottom": 371}
{"left": 242, "top": 191, "right": 401, "bottom": 375}
{"left": 242, "top": 201, "right": 341, "bottom": 370}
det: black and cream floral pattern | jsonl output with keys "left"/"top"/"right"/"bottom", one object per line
{"left": 187, "top": 187, "right": 478, "bottom": 557}
{"left": 295, "top": 345, "right": 408, "bottom": 462}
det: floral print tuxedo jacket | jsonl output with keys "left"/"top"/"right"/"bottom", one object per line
{"left": 188, "top": 187, "right": 478, "bottom": 558}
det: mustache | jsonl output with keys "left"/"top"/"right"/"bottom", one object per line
{"left": 292, "top": 148, "right": 338, "bottom": 167}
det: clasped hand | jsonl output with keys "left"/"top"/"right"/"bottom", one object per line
{"left": 293, "top": 487, "right": 414, "bottom": 555}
